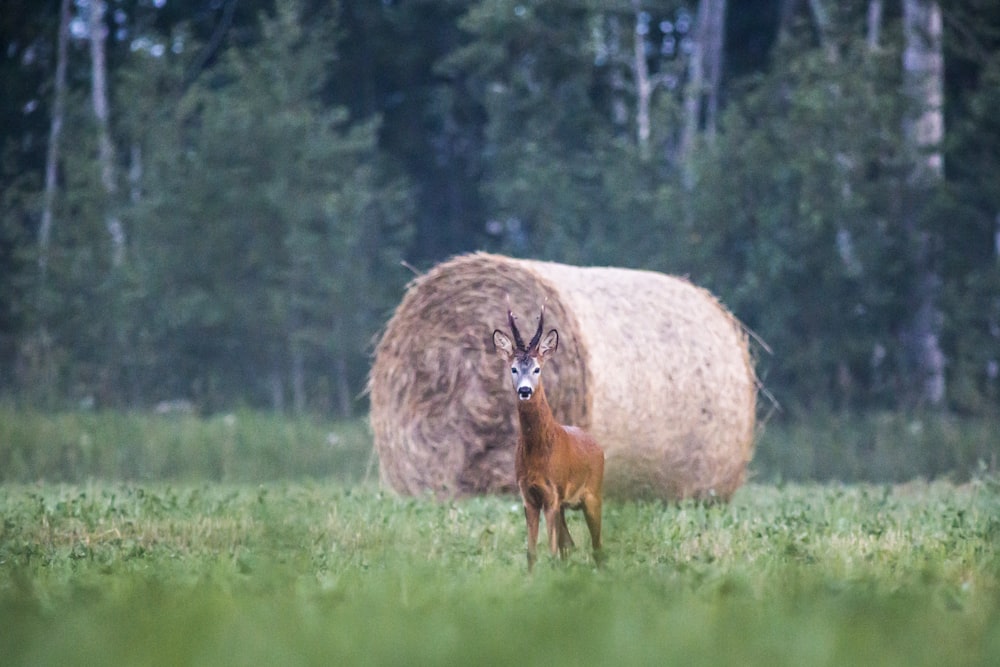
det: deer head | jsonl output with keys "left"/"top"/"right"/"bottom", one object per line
{"left": 493, "top": 306, "right": 559, "bottom": 401}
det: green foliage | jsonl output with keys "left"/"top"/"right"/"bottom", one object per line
{"left": 938, "top": 50, "right": 1000, "bottom": 415}
{"left": 682, "top": 31, "right": 918, "bottom": 410}
{"left": 2, "top": 1, "right": 1000, "bottom": 416}
{"left": 26, "top": 2, "right": 415, "bottom": 412}
{"left": 142, "top": 4, "right": 408, "bottom": 411}
{"left": 1, "top": 480, "right": 998, "bottom": 665}
{"left": 446, "top": 0, "right": 662, "bottom": 265}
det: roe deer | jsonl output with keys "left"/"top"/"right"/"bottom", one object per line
{"left": 493, "top": 306, "right": 604, "bottom": 570}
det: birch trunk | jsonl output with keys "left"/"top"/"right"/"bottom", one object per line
{"left": 680, "top": 0, "right": 726, "bottom": 168}
{"left": 631, "top": 1, "right": 653, "bottom": 160}
{"left": 88, "top": 0, "right": 125, "bottom": 267}
{"left": 901, "top": 0, "right": 946, "bottom": 407}
{"left": 39, "top": 0, "right": 71, "bottom": 275}
{"left": 679, "top": 0, "right": 705, "bottom": 167}
{"left": 605, "top": 16, "right": 630, "bottom": 133}
{"left": 807, "top": 0, "right": 838, "bottom": 61}
{"left": 903, "top": 0, "right": 945, "bottom": 182}
{"left": 867, "top": 0, "right": 883, "bottom": 51}
{"left": 702, "top": 0, "right": 725, "bottom": 141}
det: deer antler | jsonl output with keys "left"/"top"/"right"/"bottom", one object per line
{"left": 528, "top": 305, "right": 546, "bottom": 352}
{"left": 506, "top": 295, "right": 526, "bottom": 351}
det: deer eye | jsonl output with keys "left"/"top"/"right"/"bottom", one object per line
{"left": 533, "top": 367, "right": 541, "bottom": 375}
{"left": 511, "top": 367, "right": 518, "bottom": 376}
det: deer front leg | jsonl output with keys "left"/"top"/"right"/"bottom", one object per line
{"left": 582, "top": 493, "right": 603, "bottom": 566}
{"left": 544, "top": 504, "right": 563, "bottom": 559}
{"left": 523, "top": 501, "right": 541, "bottom": 571}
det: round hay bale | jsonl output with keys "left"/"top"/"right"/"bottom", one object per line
{"left": 368, "top": 252, "right": 757, "bottom": 501}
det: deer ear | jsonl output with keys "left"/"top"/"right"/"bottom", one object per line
{"left": 493, "top": 330, "right": 514, "bottom": 359}
{"left": 538, "top": 329, "right": 559, "bottom": 360}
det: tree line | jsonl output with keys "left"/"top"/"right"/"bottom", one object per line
{"left": 1, "top": 0, "right": 998, "bottom": 417}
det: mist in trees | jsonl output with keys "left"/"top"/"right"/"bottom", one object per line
{"left": 1, "top": 0, "right": 998, "bottom": 417}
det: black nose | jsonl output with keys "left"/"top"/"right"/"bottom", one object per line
{"left": 518, "top": 387, "right": 533, "bottom": 399}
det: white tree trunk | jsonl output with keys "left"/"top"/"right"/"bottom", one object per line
{"left": 903, "top": 0, "right": 945, "bottom": 181}
{"left": 129, "top": 143, "right": 142, "bottom": 205}
{"left": 901, "top": 0, "right": 946, "bottom": 407}
{"left": 605, "top": 16, "right": 630, "bottom": 133}
{"left": 995, "top": 213, "right": 1000, "bottom": 261}
{"left": 807, "top": 0, "right": 838, "bottom": 62}
{"left": 679, "top": 0, "right": 706, "bottom": 167}
{"left": 867, "top": 0, "right": 883, "bottom": 51}
{"left": 88, "top": 0, "right": 126, "bottom": 267}
{"left": 703, "top": 0, "right": 725, "bottom": 140}
{"left": 680, "top": 0, "right": 726, "bottom": 168}
{"left": 631, "top": 1, "right": 653, "bottom": 160}
{"left": 39, "top": 0, "right": 71, "bottom": 275}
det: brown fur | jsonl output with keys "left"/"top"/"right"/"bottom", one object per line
{"left": 494, "top": 309, "right": 605, "bottom": 570}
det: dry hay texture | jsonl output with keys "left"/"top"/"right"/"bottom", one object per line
{"left": 369, "top": 252, "right": 757, "bottom": 502}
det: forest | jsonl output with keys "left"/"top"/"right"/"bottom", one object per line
{"left": 1, "top": 0, "right": 999, "bottom": 420}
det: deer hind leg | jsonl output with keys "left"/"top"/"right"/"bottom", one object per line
{"left": 582, "top": 494, "right": 603, "bottom": 566}
{"left": 556, "top": 507, "right": 575, "bottom": 557}
{"left": 523, "top": 502, "right": 541, "bottom": 571}
{"left": 544, "top": 504, "right": 564, "bottom": 559}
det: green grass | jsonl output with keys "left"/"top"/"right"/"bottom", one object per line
{"left": 2, "top": 479, "right": 999, "bottom": 666}
{"left": 1, "top": 409, "right": 999, "bottom": 664}
{"left": 0, "top": 407, "right": 373, "bottom": 483}
{"left": 3, "top": 406, "right": 996, "bottom": 485}
{"left": 753, "top": 410, "right": 998, "bottom": 483}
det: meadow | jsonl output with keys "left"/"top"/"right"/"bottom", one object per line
{"left": 1, "top": 409, "right": 999, "bottom": 665}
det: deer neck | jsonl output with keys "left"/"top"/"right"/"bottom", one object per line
{"left": 516, "top": 383, "right": 559, "bottom": 456}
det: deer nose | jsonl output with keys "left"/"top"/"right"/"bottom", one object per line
{"left": 518, "top": 387, "right": 533, "bottom": 400}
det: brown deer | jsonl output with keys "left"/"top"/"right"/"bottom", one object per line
{"left": 493, "top": 305, "right": 604, "bottom": 570}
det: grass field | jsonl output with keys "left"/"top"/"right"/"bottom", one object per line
{"left": 2, "top": 477, "right": 999, "bottom": 666}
